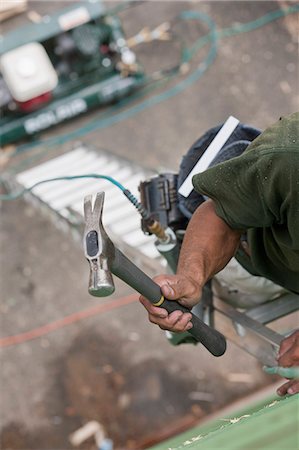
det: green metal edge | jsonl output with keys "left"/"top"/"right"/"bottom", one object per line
{"left": 150, "top": 394, "right": 299, "bottom": 450}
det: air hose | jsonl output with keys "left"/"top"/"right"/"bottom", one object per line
{"left": 0, "top": 173, "right": 168, "bottom": 238}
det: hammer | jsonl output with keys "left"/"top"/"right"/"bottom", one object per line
{"left": 83, "top": 191, "right": 226, "bottom": 357}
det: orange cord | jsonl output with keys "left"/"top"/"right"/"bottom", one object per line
{"left": 0, "top": 294, "right": 139, "bottom": 348}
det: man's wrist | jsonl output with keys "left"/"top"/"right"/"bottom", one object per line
{"left": 177, "top": 258, "right": 206, "bottom": 289}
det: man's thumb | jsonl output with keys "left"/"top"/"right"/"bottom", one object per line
{"left": 160, "top": 282, "right": 177, "bottom": 299}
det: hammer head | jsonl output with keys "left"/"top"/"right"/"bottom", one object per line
{"left": 83, "top": 192, "right": 115, "bottom": 297}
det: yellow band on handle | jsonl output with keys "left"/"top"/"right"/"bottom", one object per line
{"left": 153, "top": 295, "right": 165, "bottom": 306}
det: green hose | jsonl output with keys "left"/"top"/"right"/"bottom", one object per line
{"left": 11, "top": 4, "right": 299, "bottom": 158}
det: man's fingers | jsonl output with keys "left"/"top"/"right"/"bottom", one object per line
{"left": 159, "top": 277, "right": 197, "bottom": 300}
{"left": 139, "top": 296, "right": 168, "bottom": 318}
{"left": 139, "top": 295, "right": 193, "bottom": 332}
{"left": 277, "top": 380, "right": 293, "bottom": 396}
{"left": 278, "top": 330, "right": 299, "bottom": 358}
{"left": 277, "top": 379, "right": 299, "bottom": 396}
{"left": 159, "top": 282, "right": 176, "bottom": 299}
{"left": 150, "top": 310, "right": 192, "bottom": 332}
{"left": 278, "top": 345, "right": 299, "bottom": 367}
{"left": 158, "top": 311, "right": 193, "bottom": 332}
{"left": 154, "top": 274, "right": 201, "bottom": 308}
{"left": 278, "top": 338, "right": 294, "bottom": 358}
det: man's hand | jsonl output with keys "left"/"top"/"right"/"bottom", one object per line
{"left": 139, "top": 200, "right": 241, "bottom": 334}
{"left": 139, "top": 273, "right": 202, "bottom": 333}
{"left": 276, "top": 330, "right": 299, "bottom": 396}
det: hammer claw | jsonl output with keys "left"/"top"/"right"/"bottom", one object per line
{"left": 93, "top": 192, "right": 105, "bottom": 219}
{"left": 83, "top": 195, "right": 93, "bottom": 221}
{"left": 84, "top": 192, "right": 105, "bottom": 230}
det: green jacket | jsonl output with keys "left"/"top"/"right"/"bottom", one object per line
{"left": 193, "top": 112, "right": 299, "bottom": 293}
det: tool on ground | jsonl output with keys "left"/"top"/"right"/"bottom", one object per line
{"left": 0, "top": 1, "right": 145, "bottom": 146}
{"left": 83, "top": 191, "right": 227, "bottom": 357}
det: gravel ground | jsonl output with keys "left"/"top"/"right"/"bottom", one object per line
{"left": 0, "top": 1, "right": 298, "bottom": 449}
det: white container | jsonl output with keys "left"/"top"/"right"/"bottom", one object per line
{"left": 0, "top": 42, "right": 58, "bottom": 101}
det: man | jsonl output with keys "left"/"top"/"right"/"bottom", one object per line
{"left": 140, "top": 112, "right": 299, "bottom": 396}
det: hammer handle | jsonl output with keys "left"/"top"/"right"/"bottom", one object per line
{"left": 112, "top": 248, "right": 226, "bottom": 357}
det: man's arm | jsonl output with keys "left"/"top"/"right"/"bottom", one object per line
{"left": 140, "top": 196, "right": 299, "bottom": 396}
{"left": 139, "top": 199, "right": 242, "bottom": 332}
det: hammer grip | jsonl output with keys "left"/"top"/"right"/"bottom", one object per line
{"left": 112, "top": 248, "right": 226, "bottom": 357}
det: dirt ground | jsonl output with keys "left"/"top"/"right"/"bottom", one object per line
{"left": 0, "top": 1, "right": 298, "bottom": 450}
{"left": 1, "top": 196, "right": 282, "bottom": 450}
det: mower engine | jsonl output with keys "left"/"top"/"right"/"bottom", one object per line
{"left": 0, "top": 42, "right": 58, "bottom": 113}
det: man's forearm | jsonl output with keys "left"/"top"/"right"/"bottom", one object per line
{"left": 177, "top": 199, "right": 242, "bottom": 286}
